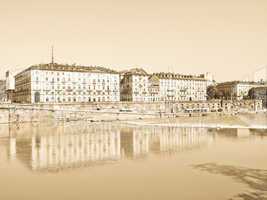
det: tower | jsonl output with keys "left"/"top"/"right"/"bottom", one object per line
{"left": 51, "top": 45, "right": 54, "bottom": 64}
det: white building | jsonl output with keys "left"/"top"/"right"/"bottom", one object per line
{"left": 154, "top": 73, "right": 208, "bottom": 101}
{"left": 204, "top": 72, "right": 215, "bottom": 86}
{"left": 6, "top": 71, "right": 15, "bottom": 91}
{"left": 15, "top": 63, "right": 120, "bottom": 103}
{"left": 0, "top": 71, "right": 15, "bottom": 102}
{"left": 148, "top": 75, "right": 160, "bottom": 102}
{"left": 5, "top": 71, "right": 15, "bottom": 102}
{"left": 120, "top": 68, "right": 150, "bottom": 102}
{"left": 120, "top": 69, "right": 208, "bottom": 102}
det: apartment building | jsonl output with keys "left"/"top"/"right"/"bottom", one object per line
{"left": 216, "top": 81, "right": 265, "bottom": 100}
{"left": 249, "top": 86, "right": 267, "bottom": 108}
{"left": 120, "top": 68, "right": 149, "bottom": 102}
{"left": 148, "top": 75, "right": 160, "bottom": 102}
{"left": 0, "top": 71, "right": 15, "bottom": 103}
{"left": 120, "top": 69, "right": 207, "bottom": 102}
{"left": 0, "top": 80, "right": 6, "bottom": 102}
{"left": 14, "top": 63, "right": 210, "bottom": 104}
{"left": 14, "top": 63, "right": 120, "bottom": 103}
{"left": 5, "top": 71, "right": 15, "bottom": 102}
{"left": 154, "top": 72, "right": 207, "bottom": 101}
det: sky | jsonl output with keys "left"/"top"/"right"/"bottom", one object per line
{"left": 0, "top": 0, "right": 267, "bottom": 81}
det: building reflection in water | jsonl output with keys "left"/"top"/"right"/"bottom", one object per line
{"left": 120, "top": 127, "right": 212, "bottom": 159}
{"left": 209, "top": 128, "right": 255, "bottom": 139}
{"left": 17, "top": 124, "right": 121, "bottom": 171}
{"left": 9, "top": 137, "right": 17, "bottom": 161}
{"left": 1, "top": 123, "right": 216, "bottom": 172}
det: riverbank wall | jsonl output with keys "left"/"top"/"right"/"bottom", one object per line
{"left": 0, "top": 102, "right": 163, "bottom": 123}
{"left": 0, "top": 100, "right": 264, "bottom": 124}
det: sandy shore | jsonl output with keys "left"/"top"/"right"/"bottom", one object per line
{"left": 125, "top": 113, "right": 267, "bottom": 129}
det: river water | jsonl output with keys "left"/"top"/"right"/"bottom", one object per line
{"left": 0, "top": 122, "right": 266, "bottom": 200}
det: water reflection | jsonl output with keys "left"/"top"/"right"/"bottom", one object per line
{"left": 31, "top": 131, "right": 121, "bottom": 171}
{"left": 0, "top": 123, "right": 266, "bottom": 173}
{"left": 0, "top": 123, "right": 215, "bottom": 172}
{"left": 0, "top": 138, "right": 9, "bottom": 163}
{"left": 208, "top": 128, "right": 251, "bottom": 139}
{"left": 15, "top": 124, "right": 122, "bottom": 171}
{"left": 121, "top": 126, "right": 211, "bottom": 159}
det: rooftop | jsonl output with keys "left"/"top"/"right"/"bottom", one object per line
{"left": 153, "top": 72, "right": 206, "bottom": 81}
{"left": 250, "top": 86, "right": 267, "bottom": 90}
{"left": 121, "top": 68, "right": 149, "bottom": 76}
{"left": 217, "top": 81, "right": 265, "bottom": 86}
{"left": 16, "top": 63, "right": 119, "bottom": 77}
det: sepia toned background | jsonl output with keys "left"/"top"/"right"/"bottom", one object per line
{"left": 0, "top": 0, "right": 267, "bottom": 81}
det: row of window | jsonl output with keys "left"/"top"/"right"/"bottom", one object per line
{"left": 32, "top": 85, "right": 118, "bottom": 90}
{"left": 43, "top": 96, "right": 118, "bottom": 103}
{"left": 33, "top": 70, "right": 118, "bottom": 78}
{"left": 43, "top": 91, "right": 118, "bottom": 95}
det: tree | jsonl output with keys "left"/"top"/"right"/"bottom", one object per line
{"left": 248, "top": 88, "right": 255, "bottom": 99}
{"left": 207, "top": 85, "right": 217, "bottom": 100}
{"left": 215, "top": 90, "right": 225, "bottom": 99}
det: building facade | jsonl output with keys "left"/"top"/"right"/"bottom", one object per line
{"left": 12, "top": 64, "right": 217, "bottom": 104}
{"left": 204, "top": 72, "right": 215, "bottom": 86}
{"left": 120, "top": 68, "right": 149, "bottom": 102}
{"left": 0, "top": 80, "right": 7, "bottom": 102}
{"left": 154, "top": 73, "right": 207, "bottom": 102}
{"left": 5, "top": 71, "right": 15, "bottom": 102}
{"left": 0, "top": 71, "right": 15, "bottom": 103}
{"left": 249, "top": 86, "right": 267, "bottom": 108}
{"left": 216, "top": 81, "right": 265, "bottom": 100}
{"left": 120, "top": 69, "right": 208, "bottom": 102}
{"left": 148, "top": 75, "right": 160, "bottom": 102}
{"left": 14, "top": 63, "right": 120, "bottom": 103}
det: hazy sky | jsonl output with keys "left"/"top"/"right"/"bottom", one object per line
{"left": 1, "top": 0, "right": 267, "bottom": 81}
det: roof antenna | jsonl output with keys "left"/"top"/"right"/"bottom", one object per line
{"left": 51, "top": 45, "right": 54, "bottom": 64}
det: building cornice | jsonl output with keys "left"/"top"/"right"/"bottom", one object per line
{"left": 153, "top": 72, "right": 207, "bottom": 81}
{"left": 15, "top": 63, "right": 119, "bottom": 78}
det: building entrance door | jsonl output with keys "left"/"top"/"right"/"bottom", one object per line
{"left": 34, "top": 92, "right": 40, "bottom": 103}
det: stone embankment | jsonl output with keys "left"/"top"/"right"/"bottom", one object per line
{"left": 0, "top": 103, "right": 163, "bottom": 124}
{"left": 0, "top": 101, "right": 264, "bottom": 124}
{"left": 126, "top": 113, "right": 267, "bottom": 129}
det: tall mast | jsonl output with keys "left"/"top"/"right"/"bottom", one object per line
{"left": 51, "top": 45, "right": 54, "bottom": 64}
